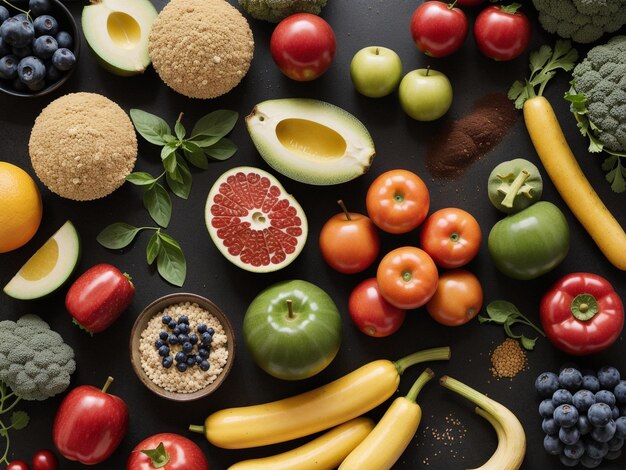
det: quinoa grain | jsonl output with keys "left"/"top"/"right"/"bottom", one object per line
{"left": 490, "top": 338, "right": 528, "bottom": 379}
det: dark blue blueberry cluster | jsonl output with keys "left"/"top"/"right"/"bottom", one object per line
{"left": 156, "top": 313, "right": 214, "bottom": 373}
{"left": 0, "top": 0, "right": 75, "bottom": 93}
{"left": 536, "top": 365, "right": 626, "bottom": 468}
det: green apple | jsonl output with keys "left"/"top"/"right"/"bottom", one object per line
{"left": 350, "top": 46, "right": 403, "bottom": 98}
{"left": 243, "top": 280, "right": 342, "bottom": 380}
{"left": 398, "top": 68, "right": 453, "bottom": 121}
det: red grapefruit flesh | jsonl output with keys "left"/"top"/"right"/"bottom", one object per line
{"left": 205, "top": 166, "right": 308, "bottom": 272}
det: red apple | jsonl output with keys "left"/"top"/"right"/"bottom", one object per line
{"left": 53, "top": 376, "right": 128, "bottom": 465}
{"left": 319, "top": 200, "right": 380, "bottom": 274}
{"left": 127, "top": 433, "right": 209, "bottom": 470}
{"left": 348, "top": 278, "right": 406, "bottom": 337}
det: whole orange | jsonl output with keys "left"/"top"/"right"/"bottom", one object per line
{"left": 0, "top": 162, "right": 43, "bottom": 253}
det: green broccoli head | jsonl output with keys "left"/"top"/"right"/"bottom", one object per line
{"left": 532, "top": 0, "right": 626, "bottom": 43}
{"left": 572, "top": 36, "right": 626, "bottom": 153}
{"left": 238, "top": 0, "right": 328, "bottom": 23}
{"left": 0, "top": 314, "right": 75, "bottom": 401}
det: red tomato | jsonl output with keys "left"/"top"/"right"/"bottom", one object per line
{"left": 366, "top": 169, "right": 430, "bottom": 234}
{"left": 319, "top": 201, "right": 380, "bottom": 274}
{"left": 410, "top": 1, "right": 469, "bottom": 57}
{"left": 270, "top": 13, "right": 336, "bottom": 81}
{"left": 6, "top": 461, "right": 30, "bottom": 470}
{"left": 127, "top": 433, "right": 209, "bottom": 470}
{"left": 473, "top": 4, "right": 531, "bottom": 61}
{"left": 32, "top": 450, "right": 59, "bottom": 470}
{"left": 419, "top": 208, "right": 482, "bottom": 268}
{"left": 348, "top": 278, "right": 406, "bottom": 337}
{"left": 426, "top": 269, "right": 483, "bottom": 326}
{"left": 376, "top": 246, "right": 439, "bottom": 309}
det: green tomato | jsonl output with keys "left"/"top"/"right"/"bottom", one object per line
{"left": 487, "top": 158, "right": 543, "bottom": 214}
{"left": 243, "top": 279, "right": 342, "bottom": 380}
{"left": 488, "top": 201, "right": 570, "bottom": 280}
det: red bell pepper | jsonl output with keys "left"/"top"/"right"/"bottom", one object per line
{"left": 540, "top": 272, "right": 624, "bottom": 355}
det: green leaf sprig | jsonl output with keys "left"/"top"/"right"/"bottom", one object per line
{"left": 97, "top": 223, "right": 186, "bottom": 287}
{"left": 479, "top": 300, "right": 546, "bottom": 351}
{"left": 0, "top": 381, "right": 29, "bottom": 465}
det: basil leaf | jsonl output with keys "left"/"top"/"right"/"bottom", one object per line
{"left": 175, "top": 119, "right": 186, "bottom": 141}
{"left": 486, "top": 300, "right": 520, "bottom": 324}
{"left": 183, "top": 141, "right": 209, "bottom": 169}
{"left": 157, "top": 233, "right": 186, "bottom": 286}
{"left": 166, "top": 156, "right": 192, "bottom": 199}
{"left": 130, "top": 109, "right": 172, "bottom": 146}
{"left": 204, "top": 137, "right": 237, "bottom": 161}
{"left": 146, "top": 231, "right": 161, "bottom": 265}
{"left": 126, "top": 171, "right": 159, "bottom": 186}
{"left": 11, "top": 410, "right": 29, "bottom": 430}
{"left": 144, "top": 183, "right": 172, "bottom": 228}
{"left": 520, "top": 335, "right": 537, "bottom": 351}
{"left": 191, "top": 110, "right": 238, "bottom": 138}
{"left": 97, "top": 223, "right": 141, "bottom": 249}
{"left": 166, "top": 162, "right": 184, "bottom": 183}
{"left": 188, "top": 134, "right": 221, "bottom": 148}
{"left": 162, "top": 146, "right": 178, "bottom": 174}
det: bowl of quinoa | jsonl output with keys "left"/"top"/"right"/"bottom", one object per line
{"left": 130, "top": 293, "right": 235, "bottom": 401}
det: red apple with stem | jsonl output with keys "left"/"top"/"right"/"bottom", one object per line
{"left": 349, "top": 278, "right": 406, "bottom": 337}
{"left": 53, "top": 376, "right": 128, "bottom": 465}
{"left": 319, "top": 200, "right": 380, "bottom": 274}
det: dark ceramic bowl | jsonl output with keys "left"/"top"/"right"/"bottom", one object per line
{"left": 0, "top": 0, "right": 80, "bottom": 98}
{"left": 129, "top": 293, "right": 236, "bottom": 402}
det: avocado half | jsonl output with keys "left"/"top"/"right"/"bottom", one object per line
{"left": 82, "top": 0, "right": 158, "bottom": 76}
{"left": 246, "top": 99, "right": 376, "bottom": 185}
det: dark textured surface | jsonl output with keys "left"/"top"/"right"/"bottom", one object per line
{"left": 1, "top": 1, "right": 625, "bottom": 468}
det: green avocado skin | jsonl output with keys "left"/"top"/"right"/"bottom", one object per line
{"left": 488, "top": 201, "right": 570, "bottom": 280}
{"left": 243, "top": 279, "right": 342, "bottom": 380}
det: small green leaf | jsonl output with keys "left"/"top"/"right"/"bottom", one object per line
{"left": 175, "top": 120, "right": 186, "bottom": 141}
{"left": 520, "top": 335, "right": 537, "bottom": 351}
{"left": 11, "top": 411, "right": 29, "bottom": 430}
{"left": 485, "top": 300, "right": 520, "bottom": 324}
{"left": 140, "top": 442, "right": 170, "bottom": 468}
{"left": 204, "top": 137, "right": 238, "bottom": 161}
{"left": 166, "top": 156, "right": 192, "bottom": 199}
{"left": 144, "top": 184, "right": 172, "bottom": 228}
{"left": 97, "top": 223, "right": 141, "bottom": 249}
{"left": 528, "top": 45, "right": 552, "bottom": 75}
{"left": 157, "top": 233, "right": 186, "bottom": 286}
{"left": 126, "top": 172, "right": 159, "bottom": 186}
{"left": 183, "top": 141, "right": 209, "bottom": 169}
{"left": 146, "top": 231, "right": 161, "bottom": 265}
{"left": 191, "top": 110, "right": 238, "bottom": 138}
{"left": 188, "top": 134, "right": 221, "bottom": 148}
{"left": 130, "top": 109, "right": 171, "bottom": 146}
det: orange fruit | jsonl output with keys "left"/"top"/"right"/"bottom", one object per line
{"left": 0, "top": 162, "right": 43, "bottom": 253}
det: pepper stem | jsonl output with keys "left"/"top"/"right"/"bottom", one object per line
{"left": 406, "top": 368, "right": 434, "bottom": 403}
{"left": 499, "top": 169, "right": 530, "bottom": 208}
{"left": 394, "top": 346, "right": 451, "bottom": 375}
{"left": 571, "top": 294, "right": 599, "bottom": 321}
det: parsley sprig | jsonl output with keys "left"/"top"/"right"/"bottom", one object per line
{"left": 0, "top": 382, "right": 29, "bottom": 465}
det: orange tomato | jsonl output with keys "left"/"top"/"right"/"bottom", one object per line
{"left": 426, "top": 269, "right": 483, "bottom": 326}
{"left": 419, "top": 208, "right": 482, "bottom": 268}
{"left": 366, "top": 169, "right": 430, "bottom": 234}
{"left": 376, "top": 246, "right": 438, "bottom": 309}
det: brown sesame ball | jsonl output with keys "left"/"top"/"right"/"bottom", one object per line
{"left": 28, "top": 93, "right": 137, "bottom": 201}
{"left": 148, "top": 0, "right": 254, "bottom": 99}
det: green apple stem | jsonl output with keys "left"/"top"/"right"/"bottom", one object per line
{"left": 425, "top": 66, "right": 431, "bottom": 77}
{"left": 393, "top": 346, "right": 451, "bottom": 375}
{"left": 337, "top": 199, "right": 352, "bottom": 221}
{"left": 101, "top": 376, "right": 114, "bottom": 394}
{"left": 286, "top": 299, "right": 294, "bottom": 319}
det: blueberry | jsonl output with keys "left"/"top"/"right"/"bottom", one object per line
{"left": 539, "top": 398, "right": 555, "bottom": 418}
{"left": 178, "top": 323, "right": 189, "bottom": 334}
{"left": 174, "top": 351, "right": 186, "bottom": 363}
{"left": 199, "top": 360, "right": 210, "bottom": 371}
{"left": 26, "top": 78, "right": 45, "bottom": 91}
{"left": 178, "top": 315, "right": 189, "bottom": 324}
{"left": 159, "top": 331, "right": 169, "bottom": 341}
{"left": 597, "top": 366, "right": 621, "bottom": 389}
{"left": 178, "top": 334, "right": 189, "bottom": 345}
{"left": 0, "top": 6, "right": 9, "bottom": 23}
{"left": 186, "top": 355, "right": 196, "bottom": 366}
{"left": 559, "top": 425, "right": 581, "bottom": 445}
{"left": 198, "top": 348, "right": 209, "bottom": 359}
{"left": 201, "top": 331, "right": 213, "bottom": 346}
{"left": 535, "top": 371, "right": 560, "bottom": 397}
{"left": 559, "top": 367, "right": 583, "bottom": 391}
{"left": 11, "top": 76, "right": 27, "bottom": 91}
{"left": 588, "top": 402, "right": 613, "bottom": 426}
{"left": 12, "top": 13, "right": 28, "bottom": 21}
{"left": 197, "top": 323, "right": 207, "bottom": 333}
{"left": 584, "top": 437, "right": 609, "bottom": 460}
{"left": 51, "top": 47, "right": 74, "bottom": 71}
{"left": 590, "top": 420, "right": 616, "bottom": 443}
{"left": 194, "top": 354, "right": 203, "bottom": 363}
{"left": 582, "top": 374, "right": 601, "bottom": 393}
{"left": 188, "top": 333, "right": 198, "bottom": 345}
{"left": 0, "top": 54, "right": 18, "bottom": 79}
{"left": 182, "top": 341, "right": 193, "bottom": 353}
{"left": 580, "top": 455, "right": 603, "bottom": 469}
{"left": 558, "top": 453, "right": 579, "bottom": 467}
{"left": 154, "top": 339, "right": 165, "bottom": 349}
{"left": 162, "top": 314, "right": 172, "bottom": 325}
{"left": 157, "top": 345, "right": 170, "bottom": 357}
{"left": 168, "top": 334, "right": 178, "bottom": 345}
{"left": 1, "top": 17, "right": 34, "bottom": 47}
{"left": 172, "top": 326, "right": 181, "bottom": 335}
{"left": 554, "top": 404, "right": 579, "bottom": 428}
{"left": 605, "top": 448, "right": 622, "bottom": 460}
{"left": 596, "top": 389, "right": 616, "bottom": 407}
{"left": 17, "top": 56, "right": 45, "bottom": 84}
{"left": 573, "top": 390, "right": 596, "bottom": 413}
{"left": 563, "top": 440, "right": 585, "bottom": 459}
{"left": 612, "top": 405, "right": 620, "bottom": 419}
{"left": 542, "top": 418, "right": 559, "bottom": 435}
{"left": 553, "top": 389, "right": 573, "bottom": 406}
{"left": 162, "top": 355, "right": 173, "bottom": 369}
{"left": 167, "top": 319, "right": 177, "bottom": 329}
{"left": 607, "top": 435, "right": 624, "bottom": 452}
{"left": 577, "top": 415, "right": 592, "bottom": 435}
{"left": 55, "top": 30, "right": 72, "bottom": 49}
{"left": 0, "top": 37, "right": 9, "bottom": 56}
{"left": 543, "top": 433, "right": 563, "bottom": 455}
{"left": 11, "top": 44, "right": 32, "bottom": 58}
{"left": 29, "top": 0, "right": 51, "bottom": 17}
{"left": 176, "top": 362, "right": 187, "bottom": 372}
{"left": 32, "top": 14, "right": 58, "bottom": 36}
{"left": 614, "top": 380, "right": 626, "bottom": 404}
{"left": 615, "top": 416, "right": 626, "bottom": 439}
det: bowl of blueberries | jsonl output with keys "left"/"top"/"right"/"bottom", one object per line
{"left": 0, "top": 0, "right": 79, "bottom": 97}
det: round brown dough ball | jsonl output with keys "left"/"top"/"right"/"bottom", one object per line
{"left": 148, "top": 0, "right": 254, "bottom": 99}
{"left": 29, "top": 92, "right": 137, "bottom": 201}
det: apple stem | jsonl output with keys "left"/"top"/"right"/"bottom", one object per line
{"left": 425, "top": 66, "right": 431, "bottom": 77}
{"left": 101, "top": 376, "right": 114, "bottom": 394}
{"left": 337, "top": 199, "right": 352, "bottom": 221}
{"left": 374, "top": 47, "right": 380, "bottom": 55}
{"left": 286, "top": 299, "right": 294, "bottom": 319}
{"left": 448, "top": 0, "right": 458, "bottom": 9}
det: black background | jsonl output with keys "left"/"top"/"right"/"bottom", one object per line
{"left": 1, "top": 1, "right": 626, "bottom": 469}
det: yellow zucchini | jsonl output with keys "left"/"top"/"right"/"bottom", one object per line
{"left": 189, "top": 347, "right": 450, "bottom": 449}
{"left": 227, "top": 417, "right": 374, "bottom": 470}
{"left": 339, "top": 369, "right": 433, "bottom": 470}
{"left": 523, "top": 96, "right": 626, "bottom": 271}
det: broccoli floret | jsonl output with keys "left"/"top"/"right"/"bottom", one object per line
{"left": 0, "top": 314, "right": 75, "bottom": 401}
{"left": 532, "top": 0, "right": 626, "bottom": 43}
{"left": 238, "top": 0, "right": 328, "bottom": 23}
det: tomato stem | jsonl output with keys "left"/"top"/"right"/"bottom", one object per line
{"left": 337, "top": 199, "right": 352, "bottom": 221}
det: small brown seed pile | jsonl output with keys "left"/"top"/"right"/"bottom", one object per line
{"left": 490, "top": 338, "right": 527, "bottom": 379}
